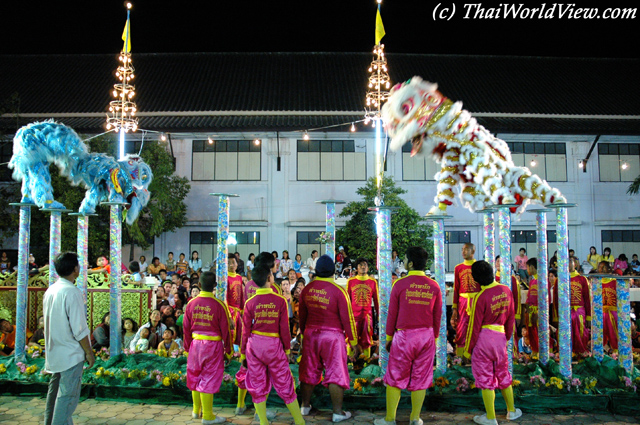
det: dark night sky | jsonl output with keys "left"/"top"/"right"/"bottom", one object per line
{"left": 0, "top": 0, "right": 638, "bottom": 58}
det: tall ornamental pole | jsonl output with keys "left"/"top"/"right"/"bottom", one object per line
{"left": 42, "top": 209, "right": 70, "bottom": 286}
{"left": 102, "top": 202, "right": 127, "bottom": 357}
{"left": 69, "top": 213, "right": 96, "bottom": 316}
{"left": 616, "top": 276, "right": 633, "bottom": 374}
{"left": 495, "top": 205, "right": 517, "bottom": 376}
{"left": 528, "top": 209, "right": 551, "bottom": 365}
{"left": 589, "top": 274, "right": 606, "bottom": 362}
{"left": 10, "top": 202, "right": 33, "bottom": 361}
{"left": 369, "top": 206, "right": 397, "bottom": 376}
{"left": 480, "top": 209, "right": 495, "bottom": 263}
{"left": 317, "top": 200, "right": 345, "bottom": 261}
{"left": 547, "top": 203, "right": 575, "bottom": 378}
{"left": 211, "top": 193, "right": 239, "bottom": 301}
{"left": 427, "top": 214, "right": 452, "bottom": 374}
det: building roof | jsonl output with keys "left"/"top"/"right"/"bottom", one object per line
{"left": 1, "top": 52, "right": 639, "bottom": 134}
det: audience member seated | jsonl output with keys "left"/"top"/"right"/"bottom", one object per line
{"left": 156, "top": 328, "right": 181, "bottom": 356}
{"left": 88, "top": 256, "right": 111, "bottom": 277}
{"left": 176, "top": 253, "right": 188, "bottom": 275}
{"left": 147, "top": 257, "right": 166, "bottom": 277}
{"left": 130, "top": 309, "right": 167, "bottom": 350}
{"left": 28, "top": 315, "right": 45, "bottom": 349}
{"left": 91, "top": 312, "right": 110, "bottom": 350}
{"left": 122, "top": 317, "right": 138, "bottom": 350}
{"left": 0, "top": 318, "right": 32, "bottom": 356}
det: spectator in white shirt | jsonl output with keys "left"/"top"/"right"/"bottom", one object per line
{"left": 43, "top": 252, "right": 95, "bottom": 425}
{"left": 306, "top": 250, "right": 319, "bottom": 271}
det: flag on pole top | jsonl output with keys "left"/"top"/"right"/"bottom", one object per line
{"left": 375, "top": 6, "right": 385, "bottom": 45}
{"left": 122, "top": 16, "right": 131, "bottom": 53}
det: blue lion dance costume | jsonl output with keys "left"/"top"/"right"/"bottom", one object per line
{"left": 9, "top": 121, "right": 153, "bottom": 225}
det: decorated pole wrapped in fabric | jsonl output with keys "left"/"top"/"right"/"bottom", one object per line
{"left": 317, "top": 200, "right": 345, "bottom": 261}
{"left": 369, "top": 206, "right": 397, "bottom": 376}
{"left": 42, "top": 208, "right": 70, "bottom": 286}
{"left": 528, "top": 208, "right": 551, "bottom": 365}
{"left": 496, "top": 205, "right": 517, "bottom": 375}
{"left": 547, "top": 203, "right": 575, "bottom": 378}
{"left": 480, "top": 210, "right": 495, "bottom": 263}
{"left": 616, "top": 277, "right": 632, "bottom": 374}
{"left": 70, "top": 212, "right": 96, "bottom": 314}
{"left": 211, "top": 193, "right": 239, "bottom": 301}
{"left": 103, "top": 202, "right": 127, "bottom": 356}
{"left": 427, "top": 214, "right": 452, "bottom": 373}
{"left": 10, "top": 202, "right": 33, "bottom": 361}
{"left": 589, "top": 274, "right": 605, "bottom": 362}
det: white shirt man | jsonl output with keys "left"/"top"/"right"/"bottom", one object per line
{"left": 43, "top": 252, "right": 94, "bottom": 425}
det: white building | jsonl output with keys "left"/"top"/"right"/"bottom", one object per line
{"left": 1, "top": 53, "right": 639, "bottom": 271}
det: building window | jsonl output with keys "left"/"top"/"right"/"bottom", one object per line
{"left": 401, "top": 143, "right": 439, "bottom": 181}
{"left": 507, "top": 142, "right": 567, "bottom": 182}
{"left": 445, "top": 231, "right": 471, "bottom": 272}
{"left": 510, "top": 230, "right": 557, "bottom": 264}
{"left": 296, "top": 231, "right": 325, "bottom": 263}
{"left": 297, "top": 140, "right": 366, "bottom": 181}
{"left": 227, "top": 231, "right": 261, "bottom": 265}
{"left": 598, "top": 143, "right": 640, "bottom": 182}
{"left": 0, "top": 141, "right": 13, "bottom": 181}
{"left": 601, "top": 230, "right": 640, "bottom": 261}
{"left": 192, "top": 140, "right": 261, "bottom": 181}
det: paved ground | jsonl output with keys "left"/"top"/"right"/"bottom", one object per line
{"left": 0, "top": 395, "right": 639, "bottom": 424}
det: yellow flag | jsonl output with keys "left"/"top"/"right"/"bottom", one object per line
{"left": 122, "top": 17, "right": 131, "bottom": 53}
{"left": 375, "top": 7, "right": 385, "bottom": 45}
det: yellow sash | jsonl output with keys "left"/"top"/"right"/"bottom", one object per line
{"left": 193, "top": 333, "right": 222, "bottom": 341}
{"left": 251, "top": 330, "right": 280, "bottom": 338}
{"left": 482, "top": 324, "right": 505, "bottom": 333}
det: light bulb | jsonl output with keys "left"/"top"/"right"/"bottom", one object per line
{"left": 350, "top": 123, "right": 356, "bottom": 132}
{"left": 622, "top": 162, "right": 629, "bottom": 170}
{"left": 254, "top": 139, "right": 261, "bottom": 145}
{"left": 127, "top": 3, "right": 132, "bottom": 9}
{"left": 578, "top": 160, "right": 584, "bottom": 168}
{"left": 530, "top": 159, "right": 537, "bottom": 167}
{"left": 208, "top": 137, "right": 214, "bottom": 145}
{"left": 160, "top": 134, "right": 167, "bottom": 141}
{"left": 303, "top": 131, "right": 309, "bottom": 141}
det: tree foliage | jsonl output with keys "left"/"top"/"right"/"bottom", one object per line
{"left": 627, "top": 174, "right": 640, "bottom": 195}
{"left": 336, "top": 176, "right": 433, "bottom": 272}
{"left": 0, "top": 133, "right": 190, "bottom": 265}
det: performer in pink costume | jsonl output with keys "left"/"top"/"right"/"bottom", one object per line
{"left": 494, "top": 256, "right": 521, "bottom": 325}
{"left": 464, "top": 261, "right": 522, "bottom": 425}
{"left": 299, "top": 255, "right": 359, "bottom": 423}
{"left": 451, "top": 243, "right": 478, "bottom": 357}
{"left": 241, "top": 264, "right": 305, "bottom": 425}
{"left": 523, "top": 258, "right": 552, "bottom": 357}
{"left": 347, "top": 257, "right": 379, "bottom": 359}
{"left": 597, "top": 261, "right": 618, "bottom": 351}
{"left": 183, "top": 271, "right": 232, "bottom": 424}
{"left": 226, "top": 254, "right": 245, "bottom": 346}
{"left": 375, "top": 247, "right": 441, "bottom": 425}
{"left": 553, "top": 258, "right": 591, "bottom": 357}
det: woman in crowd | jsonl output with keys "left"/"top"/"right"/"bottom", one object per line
{"left": 602, "top": 247, "right": 615, "bottom": 268}
{"left": 280, "top": 250, "right": 293, "bottom": 276}
{"left": 129, "top": 309, "right": 167, "bottom": 350}
{"left": 139, "top": 255, "right": 148, "bottom": 275}
{"left": 246, "top": 253, "right": 256, "bottom": 279}
{"left": 272, "top": 251, "right": 281, "bottom": 277}
{"left": 587, "top": 246, "right": 601, "bottom": 271}
{"left": 293, "top": 254, "right": 303, "bottom": 278}
{"left": 189, "top": 251, "right": 202, "bottom": 275}
{"left": 614, "top": 254, "right": 628, "bottom": 275}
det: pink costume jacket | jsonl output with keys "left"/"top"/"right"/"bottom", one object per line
{"left": 245, "top": 279, "right": 278, "bottom": 301}
{"left": 241, "top": 288, "right": 291, "bottom": 357}
{"left": 299, "top": 277, "right": 357, "bottom": 344}
{"left": 496, "top": 272, "right": 521, "bottom": 320}
{"left": 227, "top": 273, "right": 245, "bottom": 345}
{"left": 464, "top": 282, "right": 515, "bottom": 356}
{"left": 386, "top": 271, "right": 442, "bottom": 341}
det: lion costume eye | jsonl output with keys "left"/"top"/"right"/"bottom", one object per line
{"left": 401, "top": 99, "right": 414, "bottom": 115}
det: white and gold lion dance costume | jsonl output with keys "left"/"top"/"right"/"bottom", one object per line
{"left": 382, "top": 76, "right": 566, "bottom": 214}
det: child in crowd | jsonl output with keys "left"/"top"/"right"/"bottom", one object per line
{"left": 177, "top": 253, "right": 189, "bottom": 274}
{"left": 241, "top": 264, "right": 305, "bottom": 425}
{"left": 518, "top": 327, "right": 532, "bottom": 355}
{"left": 170, "top": 325, "right": 183, "bottom": 349}
{"left": 122, "top": 318, "right": 138, "bottom": 350}
{"left": 166, "top": 252, "right": 177, "bottom": 274}
{"left": 28, "top": 315, "right": 45, "bottom": 350}
{"left": 157, "top": 328, "right": 181, "bottom": 357}
{"left": 135, "top": 328, "right": 150, "bottom": 352}
{"left": 293, "top": 254, "right": 303, "bottom": 278}
{"left": 227, "top": 253, "right": 245, "bottom": 346}
{"left": 347, "top": 258, "right": 379, "bottom": 359}
{"left": 514, "top": 248, "right": 529, "bottom": 283}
